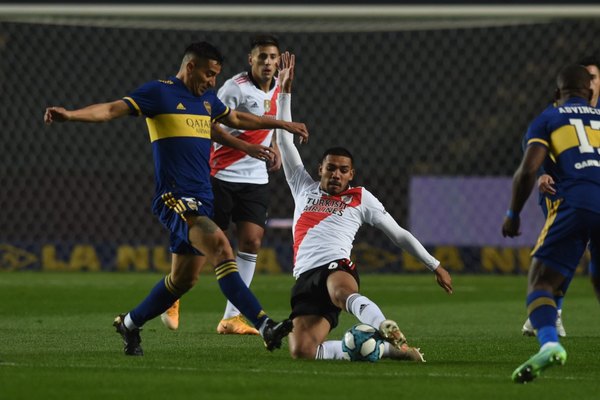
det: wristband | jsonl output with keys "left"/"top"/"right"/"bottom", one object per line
{"left": 506, "top": 209, "right": 519, "bottom": 219}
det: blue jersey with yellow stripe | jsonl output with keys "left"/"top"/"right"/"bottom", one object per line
{"left": 122, "top": 76, "right": 230, "bottom": 204}
{"left": 526, "top": 96, "right": 600, "bottom": 213}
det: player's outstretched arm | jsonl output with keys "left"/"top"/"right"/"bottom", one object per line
{"left": 210, "top": 123, "right": 274, "bottom": 163}
{"left": 44, "top": 100, "right": 130, "bottom": 124}
{"left": 275, "top": 52, "right": 303, "bottom": 179}
{"left": 374, "top": 211, "right": 452, "bottom": 293}
{"left": 220, "top": 108, "right": 308, "bottom": 143}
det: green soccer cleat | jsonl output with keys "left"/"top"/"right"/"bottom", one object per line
{"left": 512, "top": 343, "right": 567, "bottom": 383}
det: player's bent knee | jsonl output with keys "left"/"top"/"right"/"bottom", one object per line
{"left": 289, "top": 342, "right": 317, "bottom": 359}
{"left": 170, "top": 275, "right": 197, "bottom": 293}
{"left": 238, "top": 237, "right": 262, "bottom": 254}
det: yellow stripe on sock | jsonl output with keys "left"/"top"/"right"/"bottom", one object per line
{"left": 164, "top": 274, "right": 181, "bottom": 296}
{"left": 527, "top": 297, "right": 557, "bottom": 315}
{"left": 215, "top": 266, "right": 239, "bottom": 280}
{"left": 215, "top": 261, "right": 238, "bottom": 280}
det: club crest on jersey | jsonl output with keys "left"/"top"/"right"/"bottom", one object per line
{"left": 203, "top": 101, "right": 212, "bottom": 115}
{"left": 264, "top": 100, "right": 272, "bottom": 113}
{"left": 341, "top": 195, "right": 353, "bottom": 204}
{"left": 181, "top": 197, "right": 201, "bottom": 211}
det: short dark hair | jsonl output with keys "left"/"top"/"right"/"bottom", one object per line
{"left": 250, "top": 34, "right": 280, "bottom": 51}
{"left": 183, "top": 41, "right": 224, "bottom": 64}
{"left": 578, "top": 55, "right": 600, "bottom": 69}
{"left": 557, "top": 64, "right": 591, "bottom": 92}
{"left": 320, "top": 147, "right": 354, "bottom": 164}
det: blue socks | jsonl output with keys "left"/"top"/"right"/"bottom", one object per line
{"left": 527, "top": 290, "right": 558, "bottom": 346}
{"left": 215, "top": 259, "right": 267, "bottom": 328}
{"left": 127, "top": 260, "right": 268, "bottom": 330}
{"left": 129, "top": 274, "right": 183, "bottom": 327}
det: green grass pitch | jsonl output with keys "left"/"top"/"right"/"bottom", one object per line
{"left": 1, "top": 272, "right": 599, "bottom": 399}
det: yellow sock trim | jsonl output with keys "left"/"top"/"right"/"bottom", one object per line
{"left": 527, "top": 297, "right": 557, "bottom": 315}
{"left": 215, "top": 261, "right": 239, "bottom": 280}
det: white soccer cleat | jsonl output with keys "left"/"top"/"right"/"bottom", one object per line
{"left": 378, "top": 319, "right": 407, "bottom": 349}
{"left": 522, "top": 315, "right": 566, "bottom": 337}
{"left": 556, "top": 313, "right": 567, "bottom": 338}
{"left": 522, "top": 318, "right": 535, "bottom": 336}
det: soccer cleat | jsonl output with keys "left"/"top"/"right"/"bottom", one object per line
{"left": 113, "top": 314, "right": 143, "bottom": 356}
{"left": 556, "top": 314, "right": 567, "bottom": 338}
{"left": 261, "top": 318, "right": 294, "bottom": 351}
{"left": 161, "top": 300, "right": 180, "bottom": 330}
{"left": 217, "top": 315, "right": 259, "bottom": 335}
{"left": 512, "top": 343, "right": 567, "bottom": 383}
{"left": 390, "top": 343, "right": 426, "bottom": 362}
{"left": 379, "top": 319, "right": 407, "bottom": 349}
{"left": 522, "top": 316, "right": 567, "bottom": 337}
{"left": 522, "top": 318, "right": 535, "bottom": 336}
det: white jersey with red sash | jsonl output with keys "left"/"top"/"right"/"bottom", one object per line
{"left": 288, "top": 167, "right": 388, "bottom": 278}
{"left": 210, "top": 71, "right": 279, "bottom": 184}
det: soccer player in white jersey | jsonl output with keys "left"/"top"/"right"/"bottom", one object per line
{"left": 275, "top": 52, "right": 454, "bottom": 361}
{"left": 161, "top": 35, "right": 282, "bottom": 335}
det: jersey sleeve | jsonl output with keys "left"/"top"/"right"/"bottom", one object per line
{"left": 525, "top": 113, "right": 550, "bottom": 148}
{"left": 287, "top": 166, "right": 316, "bottom": 198}
{"left": 365, "top": 188, "right": 440, "bottom": 271}
{"left": 208, "top": 91, "right": 231, "bottom": 122}
{"left": 360, "top": 188, "right": 388, "bottom": 226}
{"left": 122, "top": 80, "right": 162, "bottom": 117}
{"left": 217, "top": 80, "right": 242, "bottom": 110}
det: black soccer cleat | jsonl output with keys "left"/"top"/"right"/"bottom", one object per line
{"left": 261, "top": 318, "right": 294, "bottom": 352}
{"left": 113, "top": 314, "right": 144, "bottom": 356}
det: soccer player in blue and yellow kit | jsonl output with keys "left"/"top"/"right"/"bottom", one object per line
{"left": 520, "top": 56, "right": 600, "bottom": 337}
{"left": 44, "top": 41, "right": 309, "bottom": 355}
{"left": 502, "top": 64, "right": 600, "bottom": 383}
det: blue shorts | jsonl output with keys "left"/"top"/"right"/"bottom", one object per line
{"left": 532, "top": 199, "right": 600, "bottom": 279}
{"left": 152, "top": 192, "right": 214, "bottom": 256}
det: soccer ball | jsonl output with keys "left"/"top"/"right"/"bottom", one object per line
{"left": 341, "top": 323, "right": 385, "bottom": 362}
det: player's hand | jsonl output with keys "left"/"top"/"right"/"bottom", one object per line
{"left": 278, "top": 51, "right": 295, "bottom": 93}
{"left": 283, "top": 121, "right": 309, "bottom": 144}
{"left": 245, "top": 144, "right": 275, "bottom": 163}
{"left": 537, "top": 174, "right": 556, "bottom": 195}
{"left": 267, "top": 146, "right": 282, "bottom": 172}
{"left": 502, "top": 216, "right": 521, "bottom": 238}
{"left": 434, "top": 265, "right": 453, "bottom": 294}
{"left": 44, "top": 107, "right": 70, "bottom": 124}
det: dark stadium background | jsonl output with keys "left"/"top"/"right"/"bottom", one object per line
{"left": 0, "top": 7, "right": 597, "bottom": 272}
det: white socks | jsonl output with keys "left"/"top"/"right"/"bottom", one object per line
{"left": 124, "top": 313, "right": 138, "bottom": 330}
{"left": 315, "top": 340, "right": 393, "bottom": 360}
{"left": 345, "top": 293, "right": 386, "bottom": 328}
{"left": 315, "top": 341, "right": 347, "bottom": 360}
{"left": 222, "top": 252, "right": 257, "bottom": 319}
